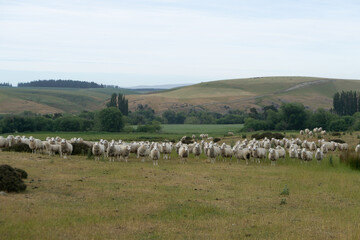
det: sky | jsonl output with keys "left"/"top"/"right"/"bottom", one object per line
{"left": 1, "top": 0, "right": 360, "bottom": 87}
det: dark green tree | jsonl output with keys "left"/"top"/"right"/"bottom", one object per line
{"left": 98, "top": 107, "right": 124, "bottom": 132}
{"left": 107, "top": 93, "right": 117, "bottom": 108}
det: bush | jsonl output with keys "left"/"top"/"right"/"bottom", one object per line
{"left": 2, "top": 143, "right": 32, "bottom": 153}
{"left": 331, "top": 132, "right": 341, "bottom": 136}
{"left": 72, "top": 142, "right": 92, "bottom": 155}
{"left": 340, "top": 151, "right": 360, "bottom": 170}
{"left": 0, "top": 165, "right": 27, "bottom": 192}
{"left": 251, "top": 132, "right": 285, "bottom": 140}
{"left": 14, "top": 168, "right": 28, "bottom": 179}
{"left": 330, "top": 139, "right": 346, "bottom": 144}
{"left": 181, "top": 136, "right": 194, "bottom": 144}
{"left": 213, "top": 137, "right": 221, "bottom": 143}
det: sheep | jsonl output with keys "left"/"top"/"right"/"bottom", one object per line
{"left": 309, "top": 141, "right": 317, "bottom": 151}
{"left": 150, "top": 147, "right": 160, "bottom": 166}
{"left": 315, "top": 148, "right": 324, "bottom": 162}
{"left": 60, "top": 139, "right": 73, "bottom": 159}
{"left": 28, "top": 136, "right": 43, "bottom": 154}
{"left": 162, "top": 142, "right": 173, "bottom": 159}
{"left": 220, "top": 144, "right": 234, "bottom": 161}
{"left": 301, "top": 148, "right": 313, "bottom": 162}
{"left": 276, "top": 146, "right": 286, "bottom": 159}
{"left": 228, "top": 132, "right": 234, "bottom": 136}
{"left": 119, "top": 145, "right": 131, "bottom": 162}
{"left": 175, "top": 141, "right": 182, "bottom": 154}
{"left": 0, "top": 137, "right": 9, "bottom": 150}
{"left": 355, "top": 144, "right": 360, "bottom": 154}
{"left": 321, "top": 144, "right": 328, "bottom": 154}
{"left": 6, "top": 135, "right": 15, "bottom": 147}
{"left": 107, "top": 143, "right": 121, "bottom": 161}
{"left": 234, "top": 147, "right": 251, "bottom": 165}
{"left": 263, "top": 140, "right": 271, "bottom": 150}
{"left": 251, "top": 146, "right": 267, "bottom": 163}
{"left": 300, "top": 130, "right": 304, "bottom": 135}
{"left": 289, "top": 147, "right": 298, "bottom": 158}
{"left": 137, "top": 144, "right": 151, "bottom": 162}
{"left": 192, "top": 143, "right": 202, "bottom": 158}
{"left": 321, "top": 130, "right": 327, "bottom": 135}
{"left": 178, "top": 145, "right": 189, "bottom": 164}
{"left": 44, "top": 140, "right": 61, "bottom": 156}
{"left": 337, "top": 143, "right": 349, "bottom": 151}
{"left": 268, "top": 148, "right": 279, "bottom": 166}
{"left": 305, "top": 128, "right": 310, "bottom": 134}
{"left": 192, "top": 134, "right": 196, "bottom": 139}
{"left": 206, "top": 144, "right": 217, "bottom": 163}
{"left": 92, "top": 142, "right": 105, "bottom": 161}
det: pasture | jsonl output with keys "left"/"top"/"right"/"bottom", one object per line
{"left": 1, "top": 130, "right": 360, "bottom": 239}
{"left": 1, "top": 151, "right": 360, "bottom": 239}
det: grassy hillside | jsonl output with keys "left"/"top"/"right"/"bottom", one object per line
{"left": 0, "top": 87, "right": 137, "bottom": 114}
{"left": 1, "top": 76, "right": 360, "bottom": 114}
{"left": 128, "top": 76, "right": 360, "bottom": 113}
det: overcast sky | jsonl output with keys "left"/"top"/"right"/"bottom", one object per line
{"left": 1, "top": 0, "right": 360, "bottom": 87}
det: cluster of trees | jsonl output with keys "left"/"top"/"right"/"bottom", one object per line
{"left": 0, "top": 82, "right": 12, "bottom": 87}
{"left": 333, "top": 91, "right": 360, "bottom": 116}
{"left": 107, "top": 93, "right": 129, "bottom": 116}
{"left": 18, "top": 80, "right": 104, "bottom": 88}
{"left": 243, "top": 103, "right": 360, "bottom": 132}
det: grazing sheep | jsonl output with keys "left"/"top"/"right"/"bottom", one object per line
{"left": 321, "top": 130, "right": 327, "bottom": 135}
{"left": 162, "top": 142, "right": 173, "bottom": 159}
{"left": 119, "top": 145, "right": 131, "bottom": 162}
{"left": 44, "top": 140, "right": 61, "bottom": 156}
{"left": 305, "top": 128, "right": 310, "bottom": 134}
{"left": 178, "top": 145, "right": 189, "bottom": 164}
{"left": 289, "top": 148, "right": 298, "bottom": 158}
{"left": 268, "top": 148, "right": 279, "bottom": 166}
{"left": 137, "top": 144, "right": 151, "bottom": 162}
{"left": 301, "top": 148, "right": 313, "bottom": 162}
{"left": 252, "top": 146, "right": 267, "bottom": 163}
{"left": 309, "top": 142, "right": 317, "bottom": 151}
{"left": 300, "top": 130, "right": 304, "bottom": 135}
{"left": 276, "top": 146, "right": 286, "bottom": 159}
{"left": 192, "top": 143, "right": 202, "bottom": 158}
{"left": 355, "top": 144, "right": 360, "bottom": 153}
{"left": 28, "top": 136, "right": 44, "bottom": 154}
{"left": 92, "top": 142, "right": 105, "bottom": 161}
{"left": 315, "top": 148, "right": 324, "bottom": 162}
{"left": 321, "top": 144, "right": 328, "bottom": 154}
{"left": 234, "top": 147, "right": 251, "bottom": 165}
{"left": 220, "top": 144, "right": 234, "bottom": 161}
{"left": 337, "top": 143, "right": 349, "bottom": 151}
{"left": 150, "top": 147, "right": 160, "bottom": 166}
{"left": 60, "top": 139, "right": 73, "bottom": 159}
{"left": 228, "top": 132, "right": 234, "bottom": 136}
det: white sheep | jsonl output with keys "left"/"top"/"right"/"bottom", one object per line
{"left": 162, "top": 142, "right": 173, "bottom": 159}
{"left": 178, "top": 145, "right": 189, "bottom": 164}
{"left": 356, "top": 144, "right": 360, "bottom": 154}
{"left": 137, "top": 144, "right": 151, "bottom": 162}
{"left": 276, "top": 146, "right": 286, "bottom": 159}
{"left": 150, "top": 147, "right": 160, "bottom": 166}
{"left": 60, "top": 139, "right": 73, "bottom": 159}
{"left": 28, "top": 136, "right": 43, "bottom": 154}
{"left": 301, "top": 148, "right": 313, "bottom": 162}
{"left": 192, "top": 143, "right": 202, "bottom": 158}
{"left": 268, "top": 148, "right": 279, "bottom": 166}
{"left": 315, "top": 148, "right": 324, "bottom": 162}
{"left": 252, "top": 146, "right": 267, "bottom": 163}
{"left": 92, "top": 142, "right": 105, "bottom": 161}
{"left": 119, "top": 145, "right": 131, "bottom": 162}
{"left": 234, "top": 147, "right": 251, "bottom": 165}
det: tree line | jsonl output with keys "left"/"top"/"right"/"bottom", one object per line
{"left": 0, "top": 82, "right": 12, "bottom": 87}
{"left": 18, "top": 79, "right": 104, "bottom": 88}
{"left": 333, "top": 91, "right": 360, "bottom": 116}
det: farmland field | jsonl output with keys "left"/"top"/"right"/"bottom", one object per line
{"left": 1, "top": 131, "right": 360, "bottom": 239}
{"left": 1, "top": 150, "right": 360, "bottom": 239}
{"left": 3, "top": 124, "right": 244, "bottom": 142}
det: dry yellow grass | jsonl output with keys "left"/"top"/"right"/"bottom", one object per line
{"left": 1, "top": 148, "right": 360, "bottom": 239}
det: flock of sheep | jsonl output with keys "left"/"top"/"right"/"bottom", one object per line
{"left": 0, "top": 127, "right": 359, "bottom": 166}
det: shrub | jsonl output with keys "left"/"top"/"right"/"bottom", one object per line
{"left": 330, "top": 139, "right": 346, "bottom": 144}
{"left": 241, "top": 134, "right": 247, "bottom": 139}
{"left": 332, "top": 132, "right": 341, "bottom": 136}
{"left": 2, "top": 143, "right": 32, "bottom": 153}
{"left": 181, "top": 136, "right": 194, "bottom": 144}
{"left": 280, "top": 184, "right": 289, "bottom": 196}
{"left": 213, "top": 138, "right": 221, "bottom": 143}
{"left": 251, "top": 132, "right": 285, "bottom": 140}
{"left": 0, "top": 165, "right": 27, "bottom": 192}
{"left": 14, "top": 168, "right": 28, "bottom": 179}
{"left": 340, "top": 151, "right": 360, "bottom": 170}
{"left": 72, "top": 142, "right": 92, "bottom": 155}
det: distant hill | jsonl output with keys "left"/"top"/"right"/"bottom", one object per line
{"left": 0, "top": 87, "right": 138, "bottom": 114}
{"left": 127, "top": 76, "right": 360, "bottom": 113}
{"left": 1, "top": 76, "right": 359, "bottom": 114}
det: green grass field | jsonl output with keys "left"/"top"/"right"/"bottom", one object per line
{"left": 4, "top": 124, "right": 244, "bottom": 141}
{"left": 1, "top": 150, "right": 360, "bottom": 239}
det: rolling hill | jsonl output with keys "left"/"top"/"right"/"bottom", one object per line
{"left": 0, "top": 76, "right": 359, "bottom": 114}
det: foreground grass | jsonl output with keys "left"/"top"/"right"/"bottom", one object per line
{"left": 1, "top": 152, "right": 360, "bottom": 239}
